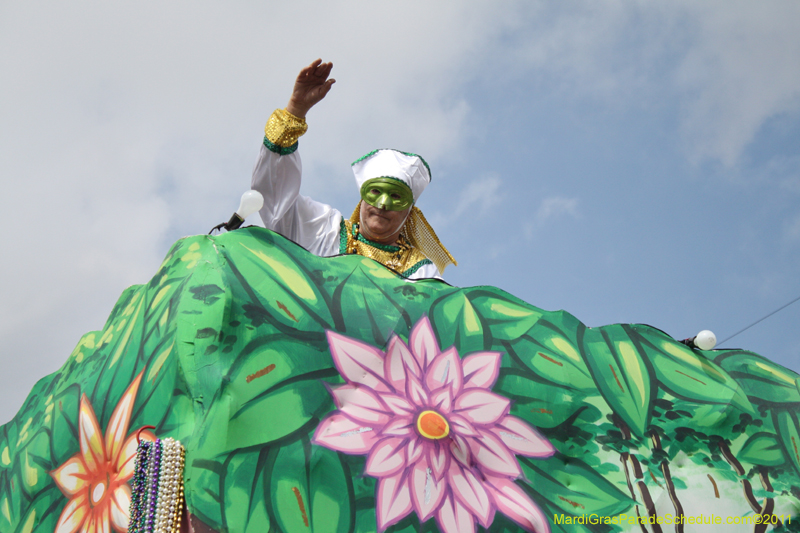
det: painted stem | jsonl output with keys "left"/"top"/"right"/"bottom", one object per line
{"left": 620, "top": 452, "right": 649, "bottom": 533}
{"left": 615, "top": 415, "right": 663, "bottom": 533}
{"left": 628, "top": 454, "right": 664, "bottom": 533}
{"left": 717, "top": 440, "right": 783, "bottom": 532}
{"left": 651, "top": 433, "right": 684, "bottom": 533}
{"left": 716, "top": 441, "right": 762, "bottom": 514}
{"left": 754, "top": 467, "right": 781, "bottom": 533}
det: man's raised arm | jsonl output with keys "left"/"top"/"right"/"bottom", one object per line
{"left": 251, "top": 59, "right": 343, "bottom": 257}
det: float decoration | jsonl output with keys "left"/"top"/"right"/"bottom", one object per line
{"left": 0, "top": 227, "right": 798, "bottom": 533}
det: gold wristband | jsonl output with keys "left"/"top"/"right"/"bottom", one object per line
{"left": 264, "top": 108, "right": 308, "bottom": 148}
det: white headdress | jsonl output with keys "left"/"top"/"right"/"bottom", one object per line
{"left": 351, "top": 149, "right": 456, "bottom": 273}
{"left": 351, "top": 149, "right": 430, "bottom": 201}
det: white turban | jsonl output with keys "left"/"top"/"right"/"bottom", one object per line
{"left": 351, "top": 149, "right": 431, "bottom": 202}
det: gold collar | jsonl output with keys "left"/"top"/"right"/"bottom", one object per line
{"left": 340, "top": 220, "right": 431, "bottom": 277}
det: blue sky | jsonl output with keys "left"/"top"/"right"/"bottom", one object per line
{"left": 1, "top": 1, "right": 799, "bottom": 423}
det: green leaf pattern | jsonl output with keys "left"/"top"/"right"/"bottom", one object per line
{"left": 0, "top": 227, "right": 798, "bottom": 532}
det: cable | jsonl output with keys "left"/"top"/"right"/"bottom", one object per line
{"left": 717, "top": 293, "right": 800, "bottom": 346}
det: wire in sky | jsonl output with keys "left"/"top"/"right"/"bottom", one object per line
{"left": 717, "top": 293, "right": 800, "bottom": 346}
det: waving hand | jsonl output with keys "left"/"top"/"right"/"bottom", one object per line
{"left": 286, "top": 59, "right": 335, "bottom": 118}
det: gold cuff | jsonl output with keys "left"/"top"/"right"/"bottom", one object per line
{"left": 264, "top": 108, "right": 308, "bottom": 148}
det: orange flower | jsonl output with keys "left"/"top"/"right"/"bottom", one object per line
{"left": 50, "top": 373, "right": 154, "bottom": 533}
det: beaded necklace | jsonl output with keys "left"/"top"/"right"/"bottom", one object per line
{"left": 128, "top": 437, "right": 186, "bottom": 533}
{"left": 349, "top": 222, "right": 411, "bottom": 271}
{"left": 338, "top": 219, "right": 433, "bottom": 277}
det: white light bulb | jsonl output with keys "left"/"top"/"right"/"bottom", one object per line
{"left": 235, "top": 190, "right": 264, "bottom": 220}
{"left": 694, "top": 330, "right": 717, "bottom": 351}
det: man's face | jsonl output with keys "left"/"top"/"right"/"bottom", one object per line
{"left": 359, "top": 200, "right": 412, "bottom": 244}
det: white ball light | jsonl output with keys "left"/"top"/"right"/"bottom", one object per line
{"left": 694, "top": 330, "right": 717, "bottom": 350}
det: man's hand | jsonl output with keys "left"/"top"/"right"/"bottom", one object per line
{"left": 286, "top": 59, "right": 335, "bottom": 118}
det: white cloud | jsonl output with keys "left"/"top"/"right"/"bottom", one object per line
{"left": 536, "top": 196, "right": 580, "bottom": 222}
{"left": 674, "top": 1, "right": 800, "bottom": 166}
{"left": 452, "top": 175, "right": 504, "bottom": 220}
{"left": 485, "top": 2, "right": 800, "bottom": 168}
{"left": 524, "top": 196, "right": 580, "bottom": 239}
{"left": 425, "top": 174, "right": 503, "bottom": 231}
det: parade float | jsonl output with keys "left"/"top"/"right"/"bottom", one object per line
{"left": 1, "top": 225, "right": 799, "bottom": 533}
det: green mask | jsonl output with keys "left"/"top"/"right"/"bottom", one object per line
{"left": 360, "top": 177, "right": 414, "bottom": 211}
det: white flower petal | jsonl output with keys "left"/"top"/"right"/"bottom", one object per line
{"left": 410, "top": 316, "right": 440, "bottom": 370}
{"left": 454, "top": 389, "right": 510, "bottom": 425}
{"left": 493, "top": 416, "right": 555, "bottom": 458}
{"left": 462, "top": 352, "right": 503, "bottom": 389}
{"left": 365, "top": 438, "right": 407, "bottom": 477}
{"left": 377, "top": 472, "right": 413, "bottom": 530}
{"left": 327, "top": 331, "right": 389, "bottom": 391}
{"left": 485, "top": 474, "right": 550, "bottom": 533}
{"left": 436, "top": 495, "right": 475, "bottom": 533}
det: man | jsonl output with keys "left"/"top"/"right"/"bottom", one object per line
{"left": 251, "top": 59, "right": 456, "bottom": 280}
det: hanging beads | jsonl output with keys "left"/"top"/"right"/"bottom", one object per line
{"left": 128, "top": 437, "right": 186, "bottom": 533}
{"left": 128, "top": 440, "right": 151, "bottom": 533}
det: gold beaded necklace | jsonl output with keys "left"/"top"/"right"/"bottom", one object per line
{"left": 345, "top": 221, "right": 422, "bottom": 274}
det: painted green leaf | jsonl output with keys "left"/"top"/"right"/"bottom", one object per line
{"left": 143, "top": 394, "right": 193, "bottom": 452}
{"left": 190, "top": 284, "right": 226, "bottom": 305}
{"left": 355, "top": 507, "right": 377, "bottom": 533}
{"left": 467, "top": 290, "right": 543, "bottom": 341}
{"left": 11, "top": 492, "right": 33, "bottom": 532}
{"left": 47, "top": 388, "right": 81, "bottom": 467}
{"left": 335, "top": 264, "right": 414, "bottom": 347}
{"left": 774, "top": 411, "right": 800, "bottom": 475}
{"left": 269, "top": 439, "right": 352, "bottom": 533}
{"left": 227, "top": 234, "right": 334, "bottom": 332}
{"left": 226, "top": 376, "right": 334, "bottom": 451}
{"left": 0, "top": 439, "right": 9, "bottom": 473}
{"left": 716, "top": 350, "right": 800, "bottom": 405}
{"left": 430, "top": 291, "right": 488, "bottom": 354}
{"left": 143, "top": 274, "right": 185, "bottom": 342}
{"left": 343, "top": 455, "right": 373, "bottom": 503}
{"left": 98, "top": 285, "right": 148, "bottom": 373}
{"left": 307, "top": 445, "right": 351, "bottom": 533}
{"left": 686, "top": 403, "right": 740, "bottom": 429}
{"left": 222, "top": 338, "right": 337, "bottom": 450}
{"left": 631, "top": 326, "right": 753, "bottom": 414}
{"left": 738, "top": 432, "right": 785, "bottom": 466}
{"left": 1, "top": 425, "right": 17, "bottom": 475}
{"left": 494, "top": 372, "right": 587, "bottom": 428}
{"left": 100, "top": 284, "right": 141, "bottom": 333}
{"left": 223, "top": 451, "right": 271, "bottom": 533}
{"left": 224, "top": 338, "right": 332, "bottom": 408}
{"left": 581, "top": 325, "right": 653, "bottom": 437}
{"left": 519, "top": 454, "right": 635, "bottom": 516}
{"left": 176, "top": 257, "right": 233, "bottom": 403}
{"left": 532, "top": 495, "right": 598, "bottom": 533}
{"left": 136, "top": 346, "right": 191, "bottom": 435}
{"left": 0, "top": 472, "right": 17, "bottom": 532}
{"left": 18, "top": 433, "right": 48, "bottom": 497}
{"left": 186, "top": 458, "right": 225, "bottom": 529}
{"left": 506, "top": 317, "right": 595, "bottom": 391}
{"left": 13, "top": 490, "right": 56, "bottom": 533}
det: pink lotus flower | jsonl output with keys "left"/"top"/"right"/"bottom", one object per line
{"left": 313, "top": 316, "right": 555, "bottom": 533}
